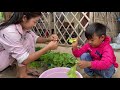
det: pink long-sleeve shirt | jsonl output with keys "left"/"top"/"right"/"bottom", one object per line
{"left": 0, "top": 24, "right": 39, "bottom": 71}
{"left": 72, "top": 36, "right": 118, "bottom": 70}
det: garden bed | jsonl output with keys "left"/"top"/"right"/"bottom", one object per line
{"left": 29, "top": 47, "right": 78, "bottom": 70}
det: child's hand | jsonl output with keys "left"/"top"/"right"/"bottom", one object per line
{"left": 49, "top": 34, "right": 58, "bottom": 41}
{"left": 77, "top": 60, "right": 91, "bottom": 69}
{"left": 47, "top": 41, "right": 58, "bottom": 50}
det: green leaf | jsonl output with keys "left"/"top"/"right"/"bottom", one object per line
{"left": 28, "top": 61, "right": 41, "bottom": 69}
{"left": 67, "top": 38, "right": 77, "bottom": 43}
{"left": 67, "top": 64, "right": 77, "bottom": 78}
{"left": 34, "top": 47, "right": 78, "bottom": 69}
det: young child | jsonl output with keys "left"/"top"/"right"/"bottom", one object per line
{"left": 72, "top": 22, "right": 118, "bottom": 78}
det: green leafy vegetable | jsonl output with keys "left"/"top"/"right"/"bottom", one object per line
{"left": 67, "top": 64, "right": 77, "bottom": 78}
{"left": 29, "top": 47, "right": 77, "bottom": 69}
{"left": 67, "top": 38, "right": 77, "bottom": 44}
{"left": 28, "top": 61, "right": 42, "bottom": 69}
{"left": 67, "top": 60, "right": 79, "bottom": 78}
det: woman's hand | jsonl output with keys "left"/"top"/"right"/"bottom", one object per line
{"left": 48, "top": 34, "right": 58, "bottom": 41}
{"left": 46, "top": 41, "right": 58, "bottom": 50}
{"left": 36, "top": 35, "right": 58, "bottom": 43}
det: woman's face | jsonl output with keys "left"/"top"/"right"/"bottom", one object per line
{"left": 21, "top": 16, "right": 40, "bottom": 30}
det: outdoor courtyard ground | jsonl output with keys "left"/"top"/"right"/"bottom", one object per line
{"left": 0, "top": 44, "right": 120, "bottom": 78}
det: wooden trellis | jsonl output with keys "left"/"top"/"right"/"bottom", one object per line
{"left": 33, "top": 12, "right": 91, "bottom": 46}
{"left": 1, "top": 12, "right": 120, "bottom": 46}
{"left": 32, "top": 12, "right": 52, "bottom": 38}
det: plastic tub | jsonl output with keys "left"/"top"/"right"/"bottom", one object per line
{"left": 39, "top": 67, "right": 83, "bottom": 78}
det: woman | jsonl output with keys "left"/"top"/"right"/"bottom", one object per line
{"left": 0, "top": 12, "right": 58, "bottom": 78}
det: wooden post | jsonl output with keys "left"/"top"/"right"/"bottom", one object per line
{"left": 93, "top": 12, "right": 120, "bottom": 38}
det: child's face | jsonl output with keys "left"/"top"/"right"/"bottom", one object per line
{"left": 87, "top": 33, "right": 105, "bottom": 47}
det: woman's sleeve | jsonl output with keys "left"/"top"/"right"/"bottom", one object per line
{"left": 30, "top": 31, "right": 39, "bottom": 43}
{"left": 0, "top": 29, "right": 29, "bottom": 64}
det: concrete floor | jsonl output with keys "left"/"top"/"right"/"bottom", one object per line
{"left": 0, "top": 48, "right": 120, "bottom": 78}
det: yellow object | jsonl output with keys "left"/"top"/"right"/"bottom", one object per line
{"left": 67, "top": 38, "right": 77, "bottom": 44}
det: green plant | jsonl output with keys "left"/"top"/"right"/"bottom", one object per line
{"left": 28, "top": 61, "right": 41, "bottom": 69}
{"left": 41, "top": 52, "right": 77, "bottom": 69}
{"left": 67, "top": 64, "right": 77, "bottom": 78}
{"left": 29, "top": 47, "right": 77, "bottom": 69}
{"left": 67, "top": 60, "right": 78, "bottom": 78}
{"left": 67, "top": 38, "right": 77, "bottom": 44}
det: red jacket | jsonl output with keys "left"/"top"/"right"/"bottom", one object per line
{"left": 72, "top": 36, "right": 118, "bottom": 70}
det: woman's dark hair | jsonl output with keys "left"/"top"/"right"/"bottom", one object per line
{"left": 0, "top": 12, "right": 41, "bottom": 30}
{"left": 85, "top": 22, "right": 107, "bottom": 39}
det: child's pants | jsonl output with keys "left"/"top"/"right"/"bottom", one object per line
{"left": 80, "top": 53, "right": 115, "bottom": 78}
